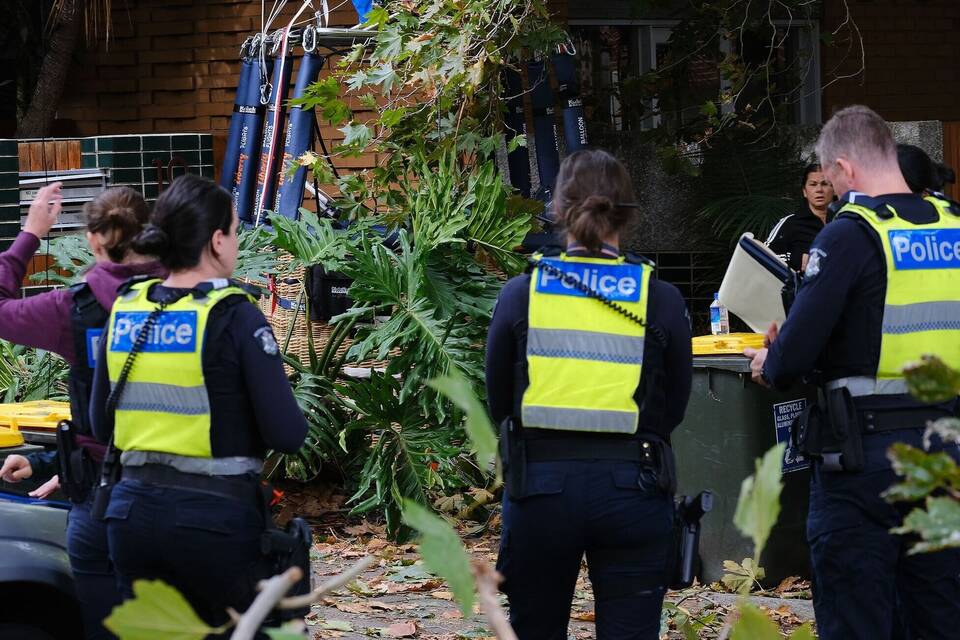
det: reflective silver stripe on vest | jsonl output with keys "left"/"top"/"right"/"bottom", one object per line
{"left": 113, "top": 381, "right": 210, "bottom": 416}
{"left": 120, "top": 451, "right": 263, "bottom": 475}
{"left": 522, "top": 405, "right": 638, "bottom": 433}
{"left": 883, "top": 301, "right": 960, "bottom": 335}
{"left": 527, "top": 328, "right": 645, "bottom": 365}
{"left": 824, "top": 376, "right": 909, "bottom": 396}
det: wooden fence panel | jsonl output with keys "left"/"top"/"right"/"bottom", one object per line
{"left": 16, "top": 141, "right": 83, "bottom": 172}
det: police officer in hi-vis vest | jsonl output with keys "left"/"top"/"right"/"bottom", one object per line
{"left": 746, "top": 105, "right": 960, "bottom": 639}
{"left": 486, "top": 149, "right": 693, "bottom": 639}
{"left": 89, "top": 175, "right": 308, "bottom": 628}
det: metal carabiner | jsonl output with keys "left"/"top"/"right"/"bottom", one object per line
{"left": 240, "top": 35, "right": 252, "bottom": 60}
{"left": 557, "top": 34, "right": 577, "bottom": 57}
{"left": 269, "top": 30, "right": 284, "bottom": 56}
{"left": 250, "top": 33, "right": 263, "bottom": 58}
{"left": 302, "top": 24, "right": 317, "bottom": 53}
{"left": 260, "top": 82, "right": 273, "bottom": 105}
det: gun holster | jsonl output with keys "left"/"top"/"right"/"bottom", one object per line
{"left": 670, "top": 491, "right": 713, "bottom": 589}
{"left": 792, "top": 387, "right": 863, "bottom": 472}
{"left": 90, "top": 440, "right": 120, "bottom": 521}
{"left": 56, "top": 420, "right": 96, "bottom": 504}
{"left": 500, "top": 417, "right": 528, "bottom": 499}
{"left": 258, "top": 483, "right": 312, "bottom": 622}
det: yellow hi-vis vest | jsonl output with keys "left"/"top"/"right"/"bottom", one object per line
{"left": 521, "top": 254, "right": 652, "bottom": 433}
{"left": 105, "top": 279, "right": 255, "bottom": 457}
{"left": 836, "top": 196, "right": 960, "bottom": 393}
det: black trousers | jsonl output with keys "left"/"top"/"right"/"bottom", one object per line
{"left": 104, "top": 479, "right": 264, "bottom": 630}
{"left": 497, "top": 459, "right": 674, "bottom": 640}
{"left": 808, "top": 428, "right": 960, "bottom": 640}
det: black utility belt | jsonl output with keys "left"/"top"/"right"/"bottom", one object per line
{"left": 859, "top": 407, "right": 952, "bottom": 434}
{"left": 524, "top": 437, "right": 659, "bottom": 465}
{"left": 123, "top": 464, "right": 258, "bottom": 503}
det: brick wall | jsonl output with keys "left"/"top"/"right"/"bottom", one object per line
{"left": 55, "top": 0, "right": 376, "bottom": 177}
{"left": 821, "top": 0, "right": 960, "bottom": 121}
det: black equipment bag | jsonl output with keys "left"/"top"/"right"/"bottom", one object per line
{"left": 305, "top": 265, "right": 353, "bottom": 322}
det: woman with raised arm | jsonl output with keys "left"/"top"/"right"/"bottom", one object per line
{"left": 0, "top": 184, "right": 164, "bottom": 639}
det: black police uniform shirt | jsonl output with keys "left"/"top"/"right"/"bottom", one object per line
{"left": 765, "top": 205, "right": 829, "bottom": 272}
{"left": 763, "top": 192, "right": 941, "bottom": 410}
{"left": 89, "top": 283, "right": 308, "bottom": 456}
{"left": 485, "top": 245, "right": 693, "bottom": 442}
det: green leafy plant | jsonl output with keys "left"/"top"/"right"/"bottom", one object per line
{"left": 29, "top": 226, "right": 279, "bottom": 287}
{"left": 342, "top": 371, "right": 471, "bottom": 539}
{"left": 722, "top": 442, "right": 784, "bottom": 594}
{"left": 401, "top": 500, "right": 476, "bottom": 617}
{"left": 722, "top": 443, "right": 815, "bottom": 638}
{"left": 0, "top": 340, "right": 69, "bottom": 403}
{"left": 104, "top": 579, "right": 230, "bottom": 640}
{"left": 292, "top": 0, "right": 563, "bottom": 208}
{"left": 29, "top": 235, "right": 95, "bottom": 286}
{"left": 884, "top": 355, "right": 960, "bottom": 554}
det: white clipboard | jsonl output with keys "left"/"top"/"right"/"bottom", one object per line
{"left": 718, "top": 233, "right": 792, "bottom": 333}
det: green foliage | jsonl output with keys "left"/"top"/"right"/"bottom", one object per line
{"left": 627, "top": 0, "right": 840, "bottom": 147}
{"left": 103, "top": 579, "right": 225, "bottom": 639}
{"left": 720, "top": 557, "right": 765, "bottom": 595}
{"left": 234, "top": 225, "right": 283, "bottom": 285}
{"left": 885, "top": 355, "right": 960, "bottom": 555}
{"left": 884, "top": 443, "right": 960, "bottom": 503}
{"left": 295, "top": 0, "right": 562, "bottom": 200}
{"left": 401, "top": 500, "right": 476, "bottom": 617}
{"left": 662, "top": 601, "right": 719, "bottom": 639}
{"left": 892, "top": 496, "right": 960, "bottom": 554}
{"left": 29, "top": 226, "right": 278, "bottom": 286}
{"left": 729, "top": 603, "right": 814, "bottom": 640}
{"left": 693, "top": 133, "right": 807, "bottom": 244}
{"left": 273, "top": 321, "right": 354, "bottom": 483}
{"left": 427, "top": 371, "right": 498, "bottom": 472}
{"left": 29, "top": 235, "right": 94, "bottom": 285}
{"left": 731, "top": 442, "right": 785, "bottom": 581}
{"left": 0, "top": 340, "right": 69, "bottom": 403}
{"left": 903, "top": 354, "right": 960, "bottom": 404}
{"left": 344, "top": 371, "right": 470, "bottom": 539}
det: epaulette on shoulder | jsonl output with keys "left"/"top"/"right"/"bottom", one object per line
{"left": 230, "top": 279, "right": 263, "bottom": 300}
{"left": 624, "top": 252, "right": 656, "bottom": 267}
{"left": 524, "top": 245, "right": 563, "bottom": 274}
{"left": 117, "top": 274, "right": 153, "bottom": 295}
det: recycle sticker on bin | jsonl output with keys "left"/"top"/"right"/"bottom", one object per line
{"left": 772, "top": 399, "right": 810, "bottom": 474}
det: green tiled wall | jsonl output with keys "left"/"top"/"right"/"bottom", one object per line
{"left": 0, "top": 139, "right": 18, "bottom": 251}
{"left": 0, "top": 133, "right": 214, "bottom": 250}
{"left": 79, "top": 134, "right": 215, "bottom": 203}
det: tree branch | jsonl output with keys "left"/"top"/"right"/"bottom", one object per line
{"left": 472, "top": 562, "right": 517, "bottom": 640}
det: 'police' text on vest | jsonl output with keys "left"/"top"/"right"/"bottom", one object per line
{"left": 889, "top": 229, "right": 960, "bottom": 270}
{"left": 536, "top": 259, "right": 643, "bottom": 302}
{"left": 110, "top": 311, "right": 198, "bottom": 353}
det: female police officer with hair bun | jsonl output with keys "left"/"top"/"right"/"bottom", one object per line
{"left": 89, "top": 174, "right": 307, "bottom": 628}
{"left": 486, "top": 149, "right": 692, "bottom": 639}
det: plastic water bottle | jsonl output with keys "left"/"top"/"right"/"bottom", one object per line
{"left": 710, "top": 293, "right": 729, "bottom": 335}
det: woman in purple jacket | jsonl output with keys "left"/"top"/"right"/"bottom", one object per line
{"left": 0, "top": 182, "right": 164, "bottom": 640}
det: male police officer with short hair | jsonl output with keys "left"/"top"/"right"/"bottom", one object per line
{"left": 746, "top": 105, "right": 960, "bottom": 639}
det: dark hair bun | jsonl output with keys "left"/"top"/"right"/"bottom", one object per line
{"left": 936, "top": 163, "right": 956, "bottom": 188}
{"left": 580, "top": 194, "right": 615, "bottom": 215}
{"left": 144, "top": 174, "right": 234, "bottom": 271}
{"left": 132, "top": 224, "right": 171, "bottom": 257}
